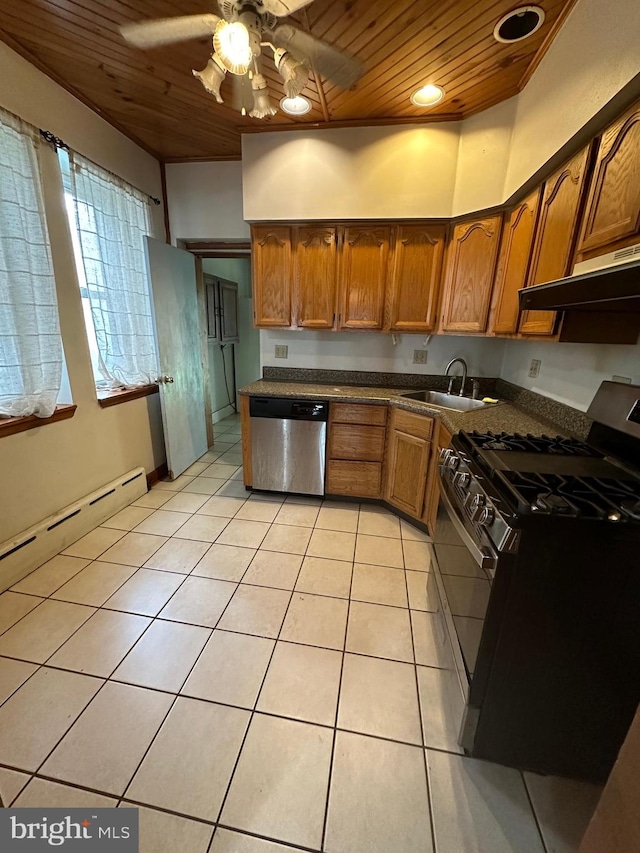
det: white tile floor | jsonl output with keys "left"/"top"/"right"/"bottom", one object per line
{"left": 0, "top": 413, "right": 602, "bottom": 853}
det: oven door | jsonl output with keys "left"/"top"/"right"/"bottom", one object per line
{"left": 431, "top": 477, "right": 497, "bottom": 689}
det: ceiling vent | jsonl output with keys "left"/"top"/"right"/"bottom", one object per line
{"left": 493, "top": 6, "right": 545, "bottom": 43}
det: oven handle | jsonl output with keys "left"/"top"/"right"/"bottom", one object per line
{"left": 439, "top": 480, "right": 497, "bottom": 573}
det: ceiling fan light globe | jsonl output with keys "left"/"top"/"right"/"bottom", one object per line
{"left": 274, "top": 49, "right": 310, "bottom": 99}
{"left": 192, "top": 56, "right": 226, "bottom": 103}
{"left": 250, "top": 90, "right": 278, "bottom": 118}
{"left": 213, "top": 20, "right": 252, "bottom": 75}
{"left": 280, "top": 95, "right": 311, "bottom": 115}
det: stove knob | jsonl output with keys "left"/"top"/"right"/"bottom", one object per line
{"left": 453, "top": 471, "right": 471, "bottom": 490}
{"left": 478, "top": 505, "right": 495, "bottom": 526}
{"left": 439, "top": 448, "right": 452, "bottom": 466}
{"left": 469, "top": 493, "right": 486, "bottom": 522}
{"left": 446, "top": 455, "right": 460, "bottom": 472}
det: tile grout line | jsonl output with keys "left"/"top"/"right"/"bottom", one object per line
{"left": 319, "top": 502, "right": 357, "bottom": 853}
{"left": 520, "top": 769, "right": 551, "bottom": 853}
{"left": 400, "top": 534, "right": 439, "bottom": 853}
{"left": 206, "top": 502, "right": 325, "bottom": 853}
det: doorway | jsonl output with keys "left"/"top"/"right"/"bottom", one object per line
{"left": 198, "top": 254, "right": 260, "bottom": 441}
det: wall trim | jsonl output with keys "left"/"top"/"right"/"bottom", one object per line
{"left": 146, "top": 462, "right": 168, "bottom": 489}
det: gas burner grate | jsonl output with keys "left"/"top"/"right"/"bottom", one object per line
{"left": 464, "top": 431, "right": 599, "bottom": 456}
{"left": 501, "top": 471, "right": 640, "bottom": 521}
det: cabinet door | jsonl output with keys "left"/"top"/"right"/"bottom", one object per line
{"left": 252, "top": 225, "right": 292, "bottom": 327}
{"left": 423, "top": 423, "right": 452, "bottom": 533}
{"left": 578, "top": 102, "right": 640, "bottom": 256}
{"left": 293, "top": 226, "right": 338, "bottom": 329}
{"left": 490, "top": 189, "right": 541, "bottom": 335}
{"left": 385, "top": 224, "right": 446, "bottom": 333}
{"left": 439, "top": 215, "right": 502, "bottom": 334}
{"left": 386, "top": 428, "right": 431, "bottom": 518}
{"left": 520, "top": 147, "right": 590, "bottom": 336}
{"left": 338, "top": 225, "right": 391, "bottom": 329}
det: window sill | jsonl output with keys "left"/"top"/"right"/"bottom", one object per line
{"left": 0, "top": 404, "right": 77, "bottom": 438}
{"left": 98, "top": 384, "right": 159, "bottom": 408}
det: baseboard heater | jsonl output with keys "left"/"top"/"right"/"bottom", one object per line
{"left": 0, "top": 468, "right": 148, "bottom": 592}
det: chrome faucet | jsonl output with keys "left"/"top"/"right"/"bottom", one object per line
{"left": 445, "top": 357, "right": 468, "bottom": 397}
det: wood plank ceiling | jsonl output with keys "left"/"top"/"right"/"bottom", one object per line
{"left": 0, "top": 0, "right": 575, "bottom": 162}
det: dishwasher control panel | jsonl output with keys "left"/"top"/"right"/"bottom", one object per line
{"left": 249, "top": 397, "right": 329, "bottom": 421}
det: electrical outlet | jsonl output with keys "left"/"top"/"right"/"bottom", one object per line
{"left": 528, "top": 359, "right": 541, "bottom": 378}
{"left": 413, "top": 350, "right": 427, "bottom": 365}
{"left": 274, "top": 345, "right": 288, "bottom": 359}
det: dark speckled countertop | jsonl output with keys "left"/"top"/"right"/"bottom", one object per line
{"left": 239, "top": 379, "right": 575, "bottom": 438}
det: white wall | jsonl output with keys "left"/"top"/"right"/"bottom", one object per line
{"left": 165, "top": 161, "right": 249, "bottom": 241}
{"left": 261, "top": 331, "right": 505, "bottom": 378}
{"left": 500, "top": 340, "right": 640, "bottom": 411}
{"left": 452, "top": 98, "right": 516, "bottom": 216}
{"left": 0, "top": 43, "right": 166, "bottom": 543}
{"left": 242, "top": 123, "right": 460, "bottom": 220}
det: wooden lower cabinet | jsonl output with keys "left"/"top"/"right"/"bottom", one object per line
{"left": 423, "top": 423, "right": 453, "bottom": 533}
{"left": 385, "top": 408, "right": 435, "bottom": 520}
{"left": 329, "top": 423, "right": 386, "bottom": 461}
{"left": 326, "top": 460, "right": 382, "bottom": 498}
{"left": 325, "top": 402, "right": 387, "bottom": 498}
{"left": 386, "top": 430, "right": 430, "bottom": 517}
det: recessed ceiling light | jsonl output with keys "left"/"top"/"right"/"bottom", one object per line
{"left": 280, "top": 95, "right": 312, "bottom": 116}
{"left": 410, "top": 84, "right": 445, "bottom": 107}
{"left": 493, "top": 6, "right": 545, "bottom": 43}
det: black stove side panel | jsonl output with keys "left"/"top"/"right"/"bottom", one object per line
{"left": 470, "top": 520, "right": 640, "bottom": 783}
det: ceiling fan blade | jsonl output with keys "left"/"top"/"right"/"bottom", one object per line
{"left": 120, "top": 14, "right": 221, "bottom": 49}
{"left": 270, "top": 25, "right": 363, "bottom": 89}
{"left": 261, "top": 0, "right": 315, "bottom": 16}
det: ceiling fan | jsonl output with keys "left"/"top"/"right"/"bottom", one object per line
{"left": 121, "top": 0, "right": 363, "bottom": 119}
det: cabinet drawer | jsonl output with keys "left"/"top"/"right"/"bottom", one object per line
{"left": 326, "top": 461, "right": 382, "bottom": 498}
{"left": 329, "top": 424, "right": 385, "bottom": 462}
{"left": 331, "top": 403, "right": 387, "bottom": 425}
{"left": 393, "top": 408, "right": 434, "bottom": 440}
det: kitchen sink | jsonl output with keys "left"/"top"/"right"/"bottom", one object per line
{"left": 401, "top": 390, "right": 493, "bottom": 412}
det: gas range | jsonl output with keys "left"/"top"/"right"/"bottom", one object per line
{"left": 440, "top": 419, "right": 640, "bottom": 555}
{"left": 432, "top": 381, "right": 640, "bottom": 781}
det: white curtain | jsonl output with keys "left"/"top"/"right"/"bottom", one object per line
{"left": 0, "top": 110, "right": 63, "bottom": 418}
{"left": 68, "top": 153, "right": 158, "bottom": 388}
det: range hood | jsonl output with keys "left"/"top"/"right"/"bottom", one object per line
{"left": 518, "top": 245, "right": 640, "bottom": 313}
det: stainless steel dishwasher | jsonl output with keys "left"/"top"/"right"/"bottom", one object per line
{"left": 249, "top": 397, "right": 328, "bottom": 496}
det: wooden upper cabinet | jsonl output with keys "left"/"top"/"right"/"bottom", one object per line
{"left": 293, "top": 226, "right": 338, "bottom": 329}
{"left": 252, "top": 225, "right": 292, "bottom": 327}
{"left": 439, "top": 215, "right": 502, "bottom": 334}
{"left": 385, "top": 224, "right": 446, "bottom": 333}
{"left": 519, "top": 146, "right": 591, "bottom": 336}
{"left": 338, "top": 225, "right": 391, "bottom": 329}
{"left": 490, "top": 189, "right": 541, "bottom": 335}
{"left": 577, "top": 102, "right": 640, "bottom": 256}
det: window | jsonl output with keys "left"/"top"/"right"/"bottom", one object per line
{"left": 0, "top": 108, "right": 64, "bottom": 419}
{"left": 60, "top": 149, "right": 158, "bottom": 390}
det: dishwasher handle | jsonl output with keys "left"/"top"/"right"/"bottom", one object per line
{"left": 249, "top": 397, "right": 329, "bottom": 421}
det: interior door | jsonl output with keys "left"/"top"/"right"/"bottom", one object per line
{"left": 144, "top": 237, "right": 208, "bottom": 479}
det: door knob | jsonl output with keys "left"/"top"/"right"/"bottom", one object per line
{"left": 156, "top": 375, "right": 174, "bottom": 384}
